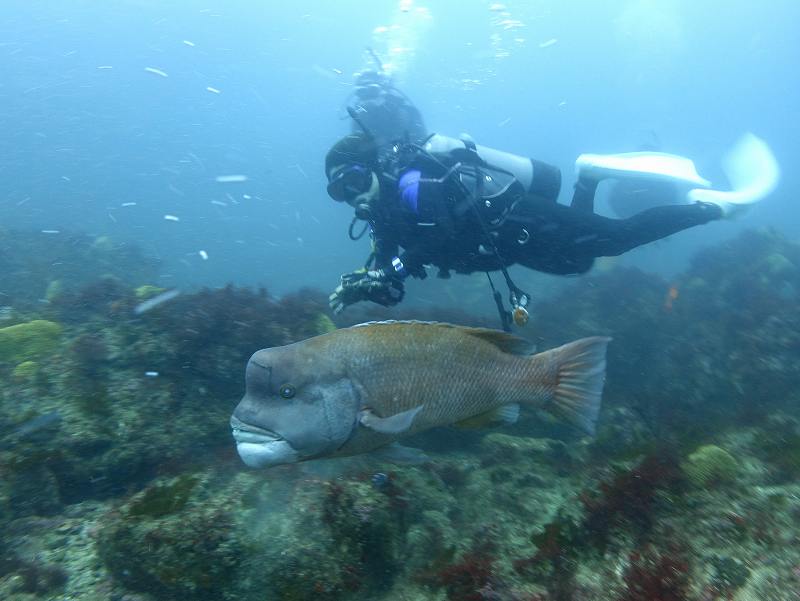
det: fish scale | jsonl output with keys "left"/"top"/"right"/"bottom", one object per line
{"left": 338, "top": 322, "right": 549, "bottom": 434}
{"left": 231, "top": 320, "right": 609, "bottom": 468}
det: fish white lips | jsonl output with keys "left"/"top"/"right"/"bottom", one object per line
{"left": 231, "top": 428, "right": 282, "bottom": 444}
{"left": 231, "top": 421, "right": 300, "bottom": 468}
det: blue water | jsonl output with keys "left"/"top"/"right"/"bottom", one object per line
{"left": 0, "top": 0, "right": 797, "bottom": 297}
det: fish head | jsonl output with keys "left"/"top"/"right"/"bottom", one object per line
{"left": 231, "top": 344, "right": 359, "bottom": 468}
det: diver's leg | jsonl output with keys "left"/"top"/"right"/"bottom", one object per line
{"left": 570, "top": 177, "right": 599, "bottom": 213}
{"left": 568, "top": 201, "right": 723, "bottom": 257}
{"left": 505, "top": 199, "right": 723, "bottom": 269}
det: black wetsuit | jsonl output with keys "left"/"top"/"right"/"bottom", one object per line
{"left": 367, "top": 154, "right": 722, "bottom": 279}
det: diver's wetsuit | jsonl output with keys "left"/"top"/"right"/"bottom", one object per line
{"left": 498, "top": 191, "right": 723, "bottom": 275}
{"left": 368, "top": 158, "right": 723, "bottom": 279}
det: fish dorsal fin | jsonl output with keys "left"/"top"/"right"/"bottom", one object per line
{"left": 461, "top": 327, "right": 536, "bottom": 355}
{"left": 350, "top": 321, "right": 535, "bottom": 356}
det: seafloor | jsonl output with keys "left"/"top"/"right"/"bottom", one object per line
{"left": 1, "top": 226, "right": 799, "bottom": 601}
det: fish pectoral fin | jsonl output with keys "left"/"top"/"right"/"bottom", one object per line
{"left": 359, "top": 405, "right": 423, "bottom": 434}
{"left": 372, "top": 442, "right": 429, "bottom": 465}
{"left": 454, "top": 403, "right": 520, "bottom": 429}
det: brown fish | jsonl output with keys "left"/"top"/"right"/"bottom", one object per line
{"left": 231, "top": 321, "right": 610, "bottom": 468}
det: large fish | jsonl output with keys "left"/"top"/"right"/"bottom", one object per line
{"left": 231, "top": 321, "right": 610, "bottom": 468}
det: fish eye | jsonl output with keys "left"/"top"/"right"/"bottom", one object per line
{"left": 278, "top": 384, "right": 296, "bottom": 399}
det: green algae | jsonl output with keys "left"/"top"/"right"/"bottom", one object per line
{"left": 0, "top": 319, "right": 62, "bottom": 364}
{"left": 11, "top": 360, "right": 38, "bottom": 381}
{"left": 98, "top": 475, "right": 242, "bottom": 601}
{"left": 127, "top": 474, "right": 200, "bottom": 518}
{"left": 44, "top": 279, "right": 64, "bottom": 302}
{"left": 314, "top": 312, "right": 337, "bottom": 334}
{"left": 134, "top": 284, "right": 166, "bottom": 300}
{"left": 682, "top": 444, "right": 739, "bottom": 487}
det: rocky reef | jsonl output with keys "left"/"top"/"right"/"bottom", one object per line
{"left": 1, "top": 227, "right": 800, "bottom": 601}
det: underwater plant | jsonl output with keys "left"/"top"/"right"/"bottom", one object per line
{"left": 617, "top": 544, "right": 691, "bottom": 601}
{"left": 681, "top": 444, "right": 739, "bottom": 488}
{"left": 0, "top": 319, "right": 62, "bottom": 365}
{"left": 0, "top": 228, "right": 159, "bottom": 308}
{"left": 98, "top": 474, "right": 242, "bottom": 601}
{"left": 581, "top": 452, "right": 684, "bottom": 549}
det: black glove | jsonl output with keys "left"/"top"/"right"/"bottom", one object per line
{"left": 329, "top": 269, "right": 405, "bottom": 314}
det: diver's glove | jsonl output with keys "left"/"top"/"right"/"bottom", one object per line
{"left": 329, "top": 269, "right": 405, "bottom": 314}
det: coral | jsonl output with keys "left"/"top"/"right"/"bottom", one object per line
{"left": 0, "top": 319, "right": 62, "bottom": 365}
{"left": 681, "top": 445, "right": 738, "bottom": 488}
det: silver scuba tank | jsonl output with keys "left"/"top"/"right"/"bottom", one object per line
{"left": 423, "top": 134, "right": 562, "bottom": 203}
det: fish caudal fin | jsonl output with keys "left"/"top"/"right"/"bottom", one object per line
{"left": 546, "top": 336, "right": 611, "bottom": 435}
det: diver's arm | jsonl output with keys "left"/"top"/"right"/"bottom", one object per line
{"left": 328, "top": 229, "right": 406, "bottom": 313}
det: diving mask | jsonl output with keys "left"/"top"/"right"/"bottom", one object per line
{"left": 327, "top": 164, "right": 373, "bottom": 204}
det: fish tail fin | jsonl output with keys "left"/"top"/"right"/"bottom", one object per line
{"left": 544, "top": 336, "right": 611, "bottom": 435}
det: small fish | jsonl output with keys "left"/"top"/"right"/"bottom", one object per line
{"left": 164, "top": 214, "right": 180, "bottom": 221}
{"left": 134, "top": 289, "right": 181, "bottom": 315}
{"left": 198, "top": 250, "right": 209, "bottom": 260}
{"left": 664, "top": 285, "right": 680, "bottom": 312}
{"left": 231, "top": 321, "right": 610, "bottom": 468}
{"left": 14, "top": 411, "right": 63, "bottom": 439}
{"left": 144, "top": 66, "right": 169, "bottom": 78}
{"left": 206, "top": 86, "right": 221, "bottom": 94}
{"left": 371, "top": 472, "right": 390, "bottom": 490}
{"left": 215, "top": 174, "right": 248, "bottom": 183}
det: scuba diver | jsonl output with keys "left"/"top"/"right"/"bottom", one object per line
{"left": 347, "top": 67, "right": 427, "bottom": 147}
{"left": 326, "top": 74, "right": 780, "bottom": 331}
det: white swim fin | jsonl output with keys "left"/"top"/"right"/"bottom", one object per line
{"left": 688, "top": 133, "right": 780, "bottom": 218}
{"left": 575, "top": 151, "right": 711, "bottom": 187}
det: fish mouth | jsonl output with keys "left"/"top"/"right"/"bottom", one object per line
{"left": 230, "top": 416, "right": 283, "bottom": 444}
{"left": 230, "top": 416, "right": 299, "bottom": 468}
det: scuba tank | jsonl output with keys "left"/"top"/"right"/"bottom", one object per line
{"left": 423, "top": 134, "right": 562, "bottom": 204}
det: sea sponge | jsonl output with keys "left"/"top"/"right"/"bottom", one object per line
{"left": 682, "top": 444, "right": 739, "bottom": 487}
{"left": 0, "top": 320, "right": 62, "bottom": 365}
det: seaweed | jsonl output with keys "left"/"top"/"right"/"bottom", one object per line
{"left": 617, "top": 544, "right": 691, "bottom": 601}
{"left": 126, "top": 474, "right": 200, "bottom": 518}
{"left": 581, "top": 452, "right": 684, "bottom": 549}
